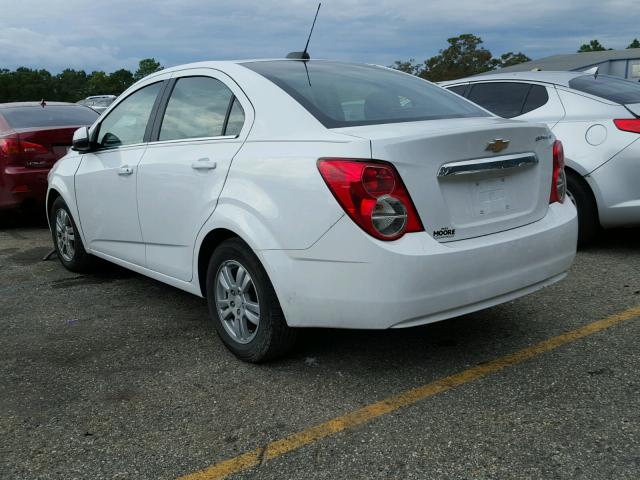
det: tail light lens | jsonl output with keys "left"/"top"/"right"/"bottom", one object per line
{"left": 614, "top": 119, "right": 640, "bottom": 134}
{"left": 0, "top": 136, "right": 49, "bottom": 167}
{"left": 550, "top": 140, "right": 566, "bottom": 204}
{"left": 317, "top": 158, "right": 424, "bottom": 240}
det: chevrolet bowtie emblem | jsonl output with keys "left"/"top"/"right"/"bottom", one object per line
{"left": 486, "top": 139, "right": 510, "bottom": 153}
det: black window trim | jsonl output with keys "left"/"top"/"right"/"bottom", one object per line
{"left": 149, "top": 74, "right": 245, "bottom": 144}
{"left": 92, "top": 79, "right": 169, "bottom": 152}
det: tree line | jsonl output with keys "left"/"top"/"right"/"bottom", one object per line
{"left": 392, "top": 34, "right": 640, "bottom": 82}
{"left": 0, "top": 58, "right": 162, "bottom": 103}
{"left": 1, "top": 35, "right": 639, "bottom": 103}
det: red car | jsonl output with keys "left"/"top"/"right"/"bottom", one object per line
{"left": 0, "top": 101, "right": 99, "bottom": 211}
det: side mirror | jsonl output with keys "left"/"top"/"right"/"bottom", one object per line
{"left": 72, "top": 126, "right": 92, "bottom": 152}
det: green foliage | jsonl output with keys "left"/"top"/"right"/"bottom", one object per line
{"left": 577, "top": 39, "right": 611, "bottom": 52}
{"left": 391, "top": 34, "right": 531, "bottom": 82}
{"left": 497, "top": 52, "right": 531, "bottom": 68}
{"left": 134, "top": 58, "right": 163, "bottom": 81}
{"left": 0, "top": 58, "right": 162, "bottom": 103}
{"left": 628, "top": 38, "right": 640, "bottom": 49}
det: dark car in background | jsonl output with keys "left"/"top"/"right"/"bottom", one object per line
{"left": 0, "top": 102, "right": 99, "bottom": 212}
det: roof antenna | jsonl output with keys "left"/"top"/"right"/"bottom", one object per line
{"left": 39, "top": 99, "right": 46, "bottom": 108}
{"left": 286, "top": 3, "right": 321, "bottom": 60}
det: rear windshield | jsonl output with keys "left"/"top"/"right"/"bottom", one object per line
{"left": 568, "top": 75, "right": 640, "bottom": 104}
{"left": 0, "top": 105, "right": 99, "bottom": 129}
{"left": 243, "top": 61, "right": 488, "bottom": 128}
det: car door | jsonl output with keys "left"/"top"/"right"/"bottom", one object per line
{"left": 137, "top": 70, "right": 253, "bottom": 281}
{"left": 75, "top": 80, "right": 165, "bottom": 266}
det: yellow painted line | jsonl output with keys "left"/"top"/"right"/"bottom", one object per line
{"left": 179, "top": 305, "right": 640, "bottom": 480}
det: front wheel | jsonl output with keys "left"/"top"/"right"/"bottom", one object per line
{"left": 50, "top": 197, "right": 95, "bottom": 272}
{"left": 206, "top": 238, "right": 296, "bottom": 362}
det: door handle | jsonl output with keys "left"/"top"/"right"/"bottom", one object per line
{"left": 191, "top": 158, "right": 217, "bottom": 170}
{"left": 118, "top": 165, "right": 134, "bottom": 176}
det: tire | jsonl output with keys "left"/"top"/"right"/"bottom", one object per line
{"left": 566, "top": 172, "right": 600, "bottom": 246}
{"left": 206, "top": 238, "right": 297, "bottom": 362}
{"left": 50, "top": 197, "right": 95, "bottom": 272}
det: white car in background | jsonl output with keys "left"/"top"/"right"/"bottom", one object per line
{"left": 441, "top": 72, "right": 640, "bottom": 244}
{"left": 76, "top": 95, "right": 117, "bottom": 114}
{"left": 47, "top": 59, "right": 577, "bottom": 362}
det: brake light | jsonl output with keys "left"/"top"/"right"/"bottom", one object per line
{"left": 317, "top": 158, "right": 424, "bottom": 240}
{"left": 549, "top": 140, "right": 566, "bottom": 204}
{"left": 0, "top": 136, "right": 49, "bottom": 166}
{"left": 614, "top": 119, "right": 640, "bottom": 134}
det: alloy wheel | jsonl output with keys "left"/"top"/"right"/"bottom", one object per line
{"left": 215, "top": 260, "right": 260, "bottom": 344}
{"left": 55, "top": 209, "right": 75, "bottom": 262}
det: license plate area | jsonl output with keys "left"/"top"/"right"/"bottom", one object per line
{"left": 471, "top": 176, "right": 511, "bottom": 217}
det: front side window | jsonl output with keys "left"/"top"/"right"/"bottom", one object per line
{"left": 159, "top": 77, "right": 241, "bottom": 141}
{"left": 568, "top": 74, "right": 640, "bottom": 104}
{"left": 243, "top": 61, "right": 487, "bottom": 128}
{"left": 467, "top": 82, "right": 531, "bottom": 118}
{"left": 97, "top": 82, "right": 162, "bottom": 148}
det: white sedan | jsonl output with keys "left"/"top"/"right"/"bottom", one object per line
{"left": 441, "top": 71, "right": 640, "bottom": 244}
{"left": 47, "top": 59, "right": 577, "bottom": 362}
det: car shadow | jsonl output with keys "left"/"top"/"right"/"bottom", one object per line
{"left": 584, "top": 227, "right": 640, "bottom": 251}
{"left": 0, "top": 208, "right": 48, "bottom": 230}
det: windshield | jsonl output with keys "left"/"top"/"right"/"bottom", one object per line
{"left": 568, "top": 74, "right": 640, "bottom": 104}
{"left": 1, "top": 105, "right": 99, "bottom": 129}
{"left": 243, "top": 60, "right": 488, "bottom": 128}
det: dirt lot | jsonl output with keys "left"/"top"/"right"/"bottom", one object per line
{"left": 1, "top": 213, "right": 639, "bottom": 480}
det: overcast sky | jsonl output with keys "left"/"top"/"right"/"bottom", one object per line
{"left": 0, "top": 0, "right": 638, "bottom": 73}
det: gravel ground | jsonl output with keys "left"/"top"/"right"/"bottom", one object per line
{"left": 1, "top": 213, "right": 639, "bottom": 480}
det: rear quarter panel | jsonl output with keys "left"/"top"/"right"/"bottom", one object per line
{"left": 552, "top": 89, "right": 636, "bottom": 175}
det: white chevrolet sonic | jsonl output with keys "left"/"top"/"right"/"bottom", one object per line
{"left": 47, "top": 59, "right": 578, "bottom": 362}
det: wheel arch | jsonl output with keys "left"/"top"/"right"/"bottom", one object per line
{"left": 197, "top": 228, "right": 246, "bottom": 297}
{"left": 565, "top": 166, "right": 601, "bottom": 225}
{"left": 46, "top": 188, "right": 62, "bottom": 226}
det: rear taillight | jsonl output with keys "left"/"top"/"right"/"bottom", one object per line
{"left": 549, "top": 140, "right": 566, "bottom": 204}
{"left": 317, "top": 158, "right": 424, "bottom": 240}
{"left": 0, "top": 136, "right": 49, "bottom": 166}
{"left": 614, "top": 119, "right": 640, "bottom": 134}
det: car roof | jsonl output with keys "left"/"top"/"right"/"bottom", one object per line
{"left": 440, "top": 71, "right": 588, "bottom": 88}
{"left": 0, "top": 101, "right": 81, "bottom": 109}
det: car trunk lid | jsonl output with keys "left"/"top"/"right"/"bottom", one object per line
{"left": 335, "top": 117, "right": 555, "bottom": 242}
{"left": 3, "top": 126, "right": 78, "bottom": 169}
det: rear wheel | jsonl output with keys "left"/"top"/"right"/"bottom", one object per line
{"left": 206, "top": 238, "right": 296, "bottom": 362}
{"left": 566, "top": 172, "right": 600, "bottom": 246}
{"left": 50, "top": 197, "right": 94, "bottom": 272}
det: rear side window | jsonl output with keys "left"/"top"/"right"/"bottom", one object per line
{"left": 467, "top": 82, "right": 531, "bottom": 118}
{"left": 568, "top": 74, "right": 640, "bottom": 104}
{"left": 225, "top": 97, "right": 245, "bottom": 136}
{"left": 447, "top": 85, "right": 468, "bottom": 96}
{"left": 97, "top": 82, "right": 162, "bottom": 148}
{"left": 0, "top": 105, "right": 98, "bottom": 129}
{"left": 160, "top": 76, "right": 241, "bottom": 141}
{"left": 243, "top": 61, "right": 487, "bottom": 128}
{"left": 521, "top": 85, "right": 549, "bottom": 114}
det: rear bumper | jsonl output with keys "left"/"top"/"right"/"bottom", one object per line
{"left": 260, "top": 201, "right": 577, "bottom": 329}
{"left": 587, "top": 139, "right": 640, "bottom": 228}
{"left": 0, "top": 166, "right": 49, "bottom": 210}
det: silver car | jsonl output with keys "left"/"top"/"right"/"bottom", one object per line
{"left": 441, "top": 72, "right": 640, "bottom": 244}
{"left": 76, "top": 95, "right": 116, "bottom": 114}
